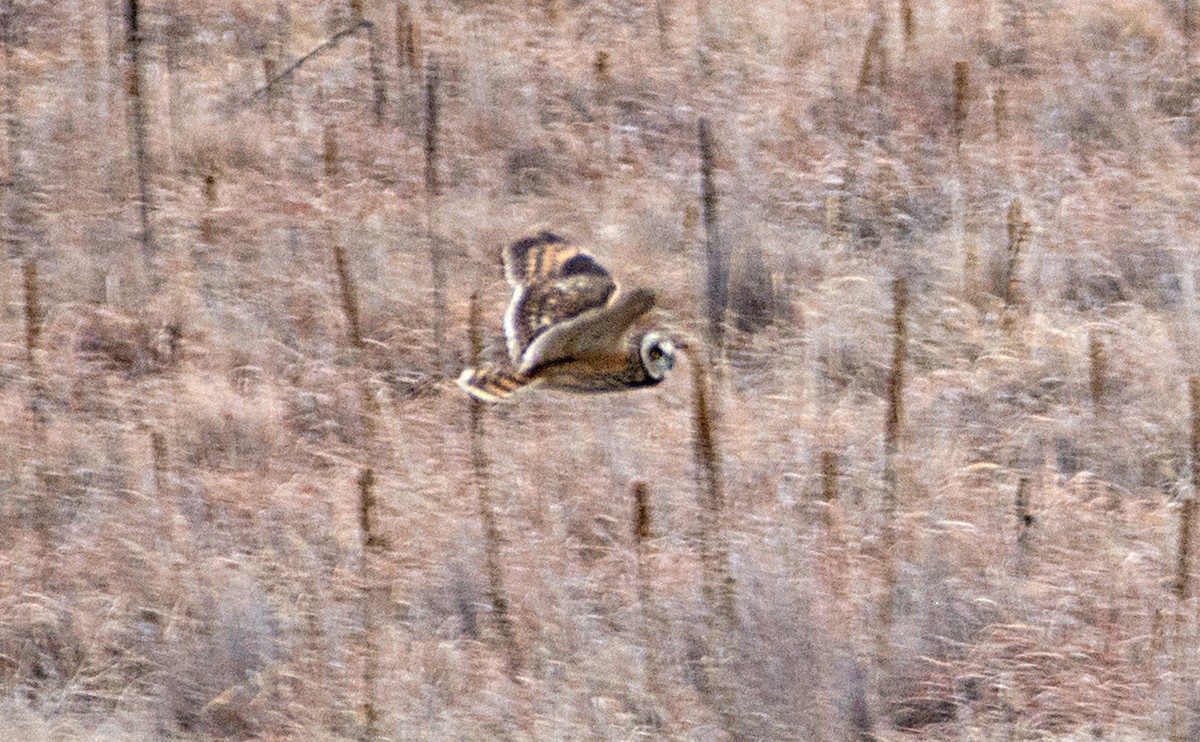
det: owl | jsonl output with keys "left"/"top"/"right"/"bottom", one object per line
{"left": 458, "top": 232, "right": 677, "bottom": 402}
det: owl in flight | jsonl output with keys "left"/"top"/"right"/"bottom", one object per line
{"left": 458, "top": 232, "right": 677, "bottom": 402}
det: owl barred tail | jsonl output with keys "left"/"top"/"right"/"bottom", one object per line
{"left": 456, "top": 366, "right": 534, "bottom": 402}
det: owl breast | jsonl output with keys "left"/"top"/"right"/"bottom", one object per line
{"left": 533, "top": 348, "right": 660, "bottom": 394}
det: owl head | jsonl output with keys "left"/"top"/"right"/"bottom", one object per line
{"left": 639, "top": 332, "right": 677, "bottom": 381}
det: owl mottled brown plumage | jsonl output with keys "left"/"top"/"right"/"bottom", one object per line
{"left": 458, "top": 232, "right": 677, "bottom": 402}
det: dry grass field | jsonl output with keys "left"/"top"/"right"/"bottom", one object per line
{"left": 4, "top": 0, "right": 1200, "bottom": 739}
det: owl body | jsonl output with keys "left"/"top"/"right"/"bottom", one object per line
{"left": 458, "top": 232, "right": 676, "bottom": 402}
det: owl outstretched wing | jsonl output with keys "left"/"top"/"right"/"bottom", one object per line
{"left": 518, "top": 288, "right": 656, "bottom": 376}
{"left": 502, "top": 232, "right": 616, "bottom": 363}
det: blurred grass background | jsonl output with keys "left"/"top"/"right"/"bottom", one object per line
{"left": 2, "top": 0, "right": 1200, "bottom": 739}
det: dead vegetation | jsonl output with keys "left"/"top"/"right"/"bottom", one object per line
{"left": 0, "top": 0, "right": 1198, "bottom": 740}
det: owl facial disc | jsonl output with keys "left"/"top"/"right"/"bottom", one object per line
{"left": 640, "top": 333, "right": 676, "bottom": 380}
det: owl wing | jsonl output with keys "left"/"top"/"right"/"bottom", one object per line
{"left": 518, "top": 288, "right": 656, "bottom": 376}
{"left": 502, "top": 233, "right": 617, "bottom": 363}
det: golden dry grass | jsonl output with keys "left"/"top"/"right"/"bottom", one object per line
{"left": 1, "top": 0, "right": 1199, "bottom": 739}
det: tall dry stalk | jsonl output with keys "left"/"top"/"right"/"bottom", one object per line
{"left": 125, "top": 0, "right": 155, "bottom": 278}
{"left": 1178, "top": 377, "right": 1200, "bottom": 601}
{"left": 857, "top": 17, "right": 886, "bottom": 93}
{"left": 1170, "top": 377, "right": 1200, "bottom": 741}
{"left": 963, "top": 230, "right": 983, "bottom": 308}
{"left": 1088, "top": 329, "right": 1107, "bottom": 414}
{"left": 468, "top": 292, "right": 521, "bottom": 677}
{"left": 654, "top": 0, "right": 670, "bottom": 52}
{"left": 323, "top": 123, "right": 339, "bottom": 178}
{"left": 1, "top": 0, "right": 23, "bottom": 259}
{"left": 200, "top": 171, "right": 217, "bottom": 245}
{"left": 1185, "top": 0, "right": 1193, "bottom": 76}
{"left": 261, "top": 56, "right": 277, "bottom": 119}
{"left": 22, "top": 258, "right": 40, "bottom": 370}
{"left": 631, "top": 481, "right": 662, "bottom": 699}
{"left": 900, "top": 0, "right": 914, "bottom": 49}
{"left": 357, "top": 467, "right": 381, "bottom": 741}
{"left": 331, "top": 238, "right": 381, "bottom": 439}
{"left": 689, "top": 357, "right": 739, "bottom": 738}
{"left": 366, "top": 23, "right": 386, "bottom": 126}
{"left": 396, "top": 2, "right": 420, "bottom": 71}
{"left": 1014, "top": 474, "right": 1032, "bottom": 576}
{"left": 426, "top": 58, "right": 447, "bottom": 375}
{"left": 695, "top": 0, "right": 711, "bottom": 76}
{"left": 878, "top": 275, "right": 908, "bottom": 658}
{"left": 820, "top": 449, "right": 839, "bottom": 532}
{"left": 819, "top": 449, "right": 852, "bottom": 607}
{"left": 698, "top": 118, "right": 727, "bottom": 356}
{"left": 952, "top": 61, "right": 969, "bottom": 153}
{"left": 149, "top": 430, "right": 176, "bottom": 551}
{"left": 594, "top": 51, "right": 612, "bottom": 171}
{"left": 993, "top": 86, "right": 1008, "bottom": 141}
{"left": 332, "top": 241, "right": 364, "bottom": 351}
{"left": 1002, "top": 198, "right": 1031, "bottom": 343}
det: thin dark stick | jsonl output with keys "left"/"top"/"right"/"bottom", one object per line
{"left": 250, "top": 20, "right": 372, "bottom": 100}
{"left": 126, "top": 0, "right": 155, "bottom": 276}
{"left": 698, "top": 117, "right": 726, "bottom": 355}
{"left": 426, "top": 59, "right": 447, "bottom": 373}
{"left": 468, "top": 292, "right": 521, "bottom": 677}
{"left": 357, "top": 468, "right": 380, "bottom": 741}
{"left": 690, "top": 357, "right": 739, "bottom": 738}
{"left": 878, "top": 275, "right": 908, "bottom": 660}
{"left": 333, "top": 242, "right": 364, "bottom": 350}
{"left": 22, "top": 258, "right": 40, "bottom": 368}
{"left": 366, "top": 23, "right": 386, "bottom": 126}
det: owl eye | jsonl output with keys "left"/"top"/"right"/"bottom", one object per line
{"left": 648, "top": 346, "right": 663, "bottom": 361}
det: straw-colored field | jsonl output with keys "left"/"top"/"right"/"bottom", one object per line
{"left": 1, "top": 1, "right": 1197, "bottom": 739}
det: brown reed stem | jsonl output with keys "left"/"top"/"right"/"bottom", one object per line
{"left": 594, "top": 51, "right": 613, "bottom": 169}
{"left": 631, "top": 481, "right": 662, "bottom": 699}
{"left": 857, "top": 17, "right": 886, "bottom": 93}
{"left": 1088, "top": 330, "right": 1107, "bottom": 414}
{"left": 200, "top": 171, "right": 217, "bottom": 245}
{"left": 952, "top": 61, "right": 969, "bottom": 153}
{"left": 655, "top": 0, "right": 670, "bottom": 52}
{"left": 366, "top": 23, "right": 386, "bottom": 126}
{"left": 333, "top": 242, "right": 364, "bottom": 350}
{"left": 125, "top": 0, "right": 155, "bottom": 279}
{"left": 468, "top": 292, "right": 521, "bottom": 677}
{"left": 22, "top": 258, "right": 40, "bottom": 369}
{"left": 820, "top": 449, "right": 839, "bottom": 530}
{"left": 424, "top": 58, "right": 440, "bottom": 198}
{"left": 818, "top": 449, "right": 852, "bottom": 608}
{"left": 1, "top": 0, "right": 23, "bottom": 259}
{"left": 1185, "top": 0, "right": 1194, "bottom": 76}
{"left": 323, "top": 123, "right": 339, "bottom": 178}
{"left": 884, "top": 276, "right": 908, "bottom": 488}
{"left": 426, "top": 58, "right": 447, "bottom": 375}
{"left": 698, "top": 117, "right": 726, "bottom": 356}
{"left": 690, "top": 356, "right": 739, "bottom": 738}
{"left": 357, "top": 467, "right": 381, "bottom": 741}
{"left": 396, "top": 3, "right": 420, "bottom": 71}
{"left": 1002, "top": 198, "right": 1031, "bottom": 342}
{"left": 1178, "top": 377, "right": 1200, "bottom": 601}
{"left": 1169, "top": 377, "right": 1200, "bottom": 741}
{"left": 695, "top": 0, "right": 711, "bottom": 76}
{"left": 1014, "top": 474, "right": 1033, "bottom": 576}
{"left": 993, "top": 86, "right": 1008, "bottom": 140}
{"left": 900, "top": 0, "right": 914, "bottom": 48}
{"left": 878, "top": 275, "right": 908, "bottom": 657}
{"left": 149, "top": 430, "right": 175, "bottom": 550}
